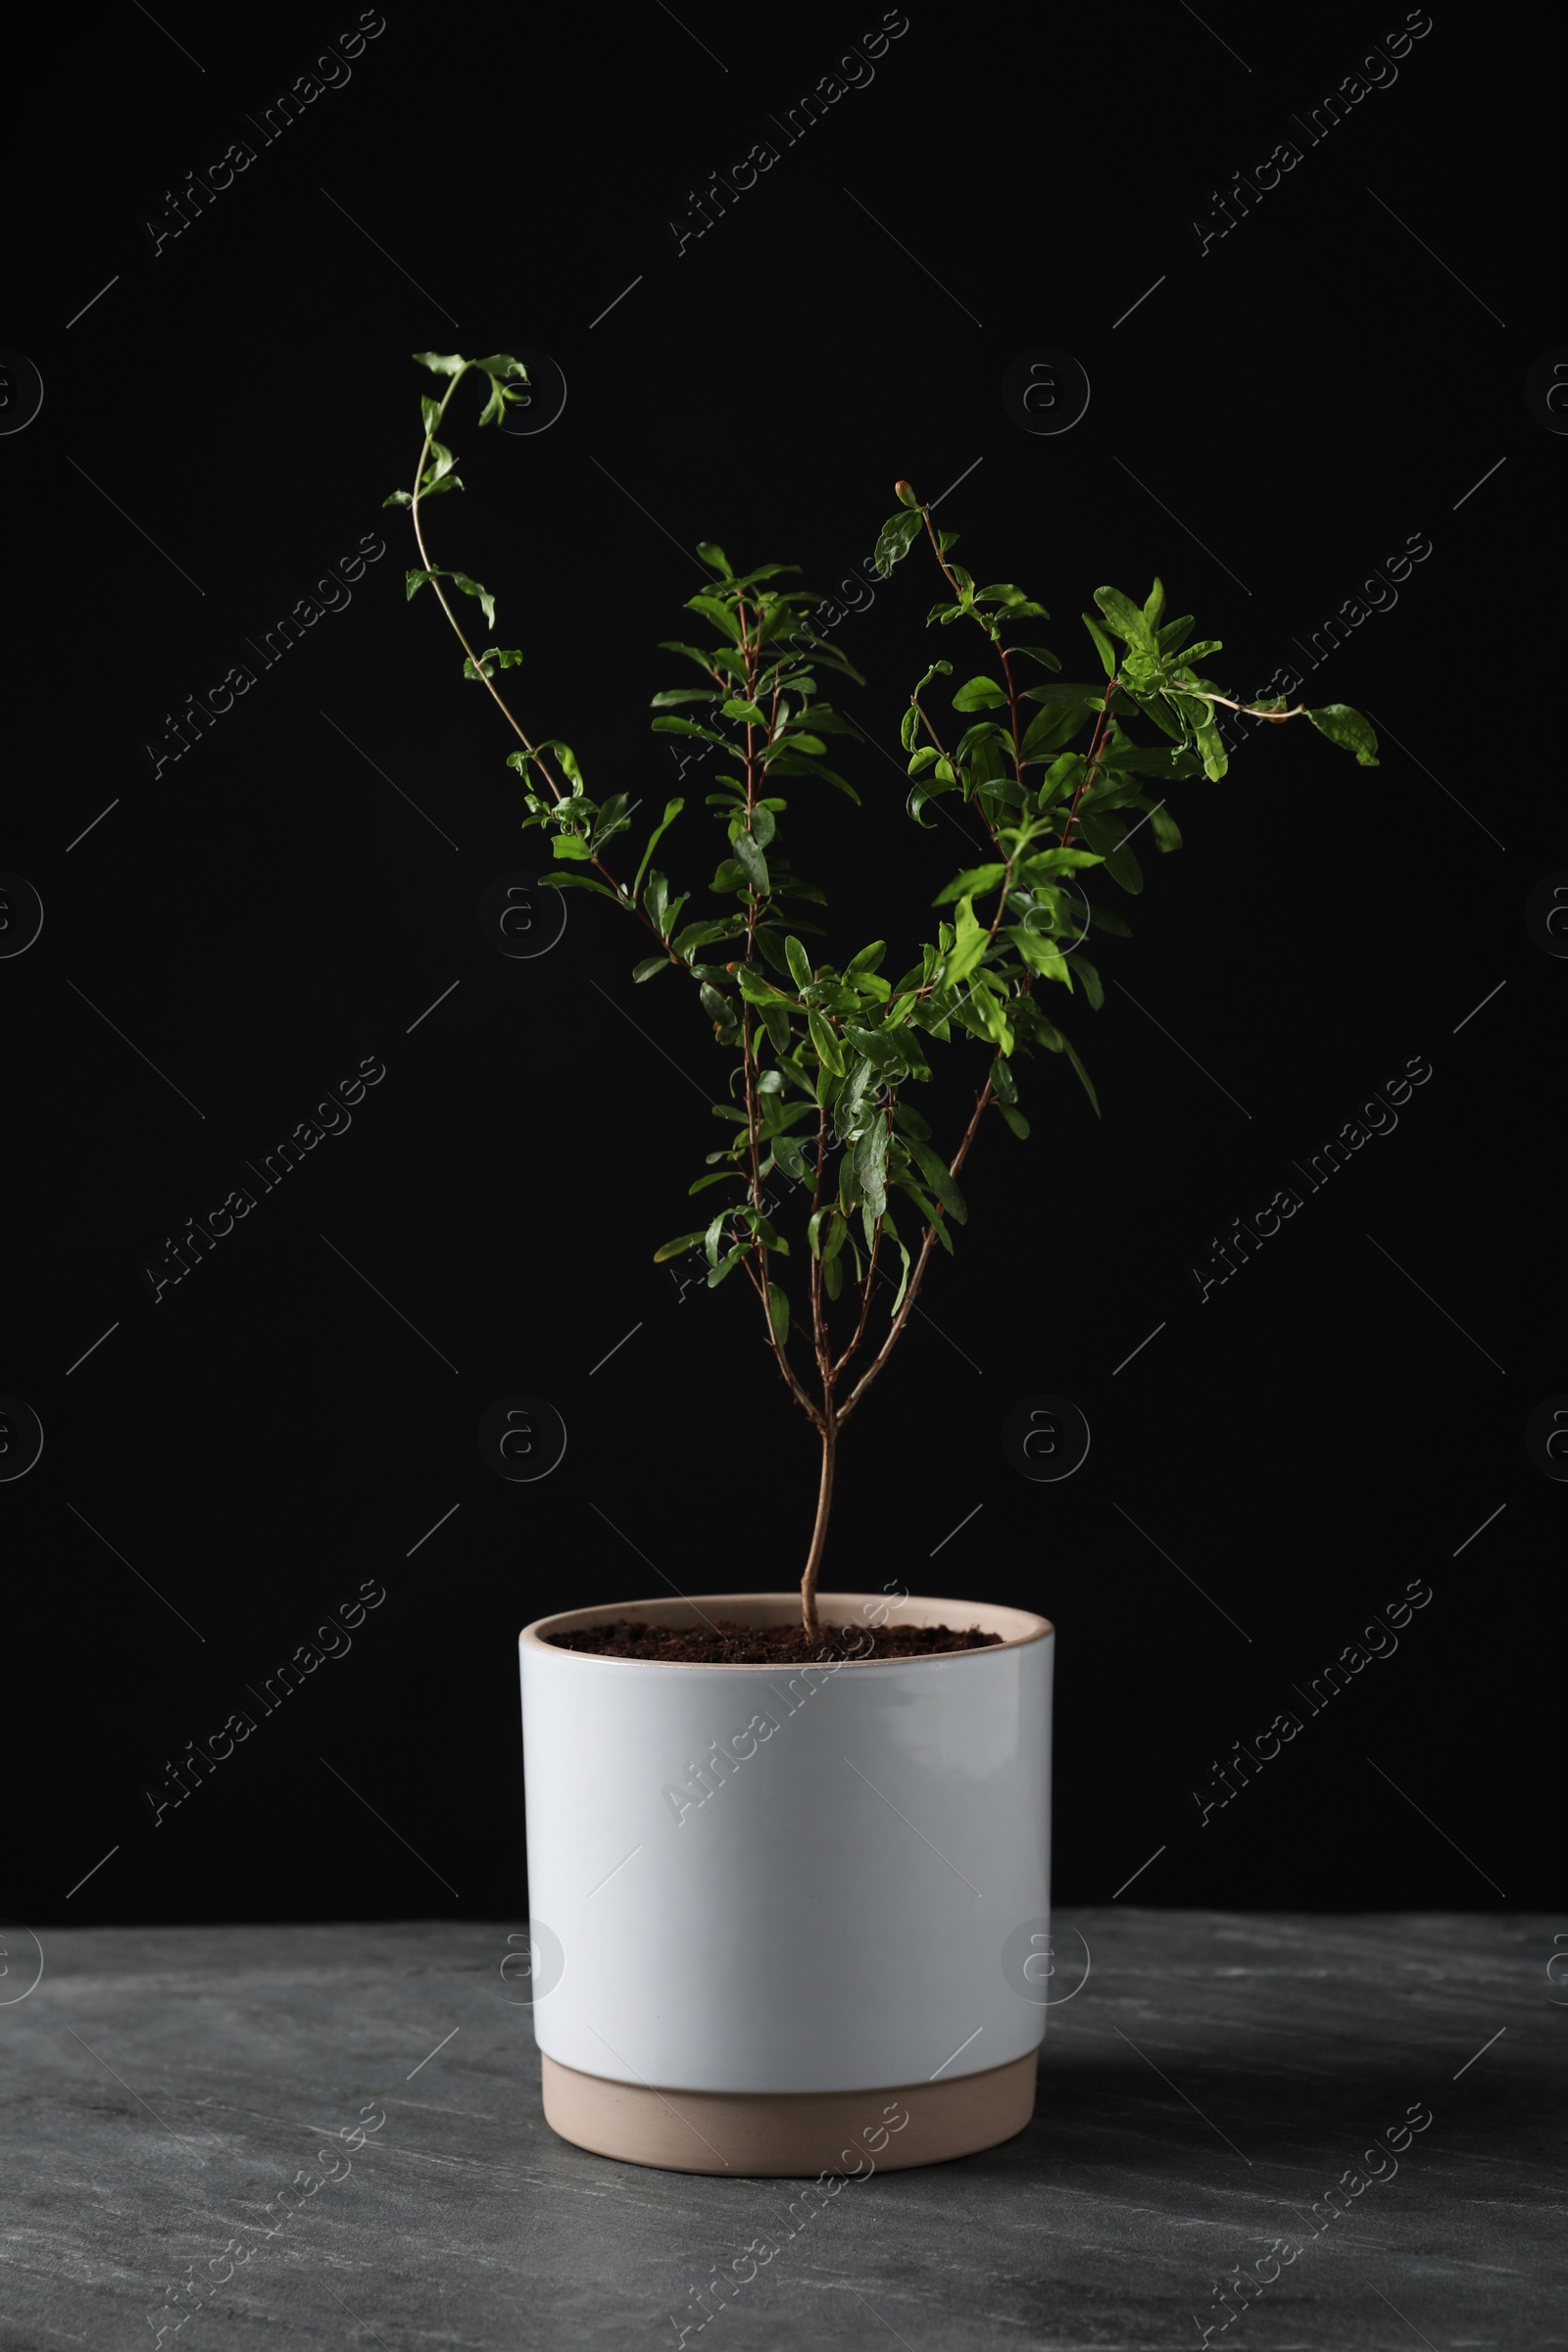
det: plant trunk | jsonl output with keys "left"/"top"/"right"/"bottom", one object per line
{"left": 800, "top": 1418, "right": 836, "bottom": 1636}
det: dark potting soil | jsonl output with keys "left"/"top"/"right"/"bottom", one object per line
{"left": 544, "top": 1617, "right": 1003, "bottom": 1664}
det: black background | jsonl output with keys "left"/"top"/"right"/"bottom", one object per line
{"left": 5, "top": 1, "right": 1551, "bottom": 1925}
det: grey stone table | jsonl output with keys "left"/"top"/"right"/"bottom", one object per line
{"left": 1, "top": 1914, "right": 1560, "bottom": 2351}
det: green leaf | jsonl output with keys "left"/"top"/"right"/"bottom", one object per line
{"left": 807, "top": 1007, "right": 845, "bottom": 1077}
{"left": 1149, "top": 692, "right": 1195, "bottom": 744}
{"left": 672, "top": 917, "right": 745, "bottom": 957}
{"left": 942, "top": 895, "right": 989, "bottom": 988}
{"left": 650, "top": 688, "right": 721, "bottom": 708}
{"left": 1099, "top": 742, "right": 1202, "bottom": 780}
{"left": 1081, "top": 612, "right": 1118, "bottom": 678}
{"left": 382, "top": 488, "right": 414, "bottom": 508}
{"left": 785, "top": 936, "right": 813, "bottom": 991}
{"left": 734, "top": 962, "right": 789, "bottom": 1005}
{"left": 685, "top": 594, "right": 742, "bottom": 643}
{"left": 451, "top": 570, "right": 496, "bottom": 629}
{"left": 886, "top": 1223, "right": 913, "bottom": 1314}
{"left": 1079, "top": 816, "right": 1142, "bottom": 893}
{"left": 651, "top": 715, "right": 729, "bottom": 745}
{"left": 1306, "top": 704, "right": 1379, "bottom": 765}
{"left": 1006, "top": 926, "right": 1072, "bottom": 984}
{"left": 1195, "top": 721, "right": 1228, "bottom": 781}
{"left": 534, "top": 738, "right": 585, "bottom": 790}
{"left": 933, "top": 861, "right": 1006, "bottom": 906}
{"left": 732, "top": 829, "right": 770, "bottom": 895}
{"left": 891, "top": 1176, "right": 955, "bottom": 1251}
{"left": 1020, "top": 846, "right": 1102, "bottom": 876}
{"left": 697, "top": 541, "right": 733, "bottom": 576}
{"left": 773, "top": 630, "right": 866, "bottom": 686}
{"left": 874, "top": 509, "right": 924, "bottom": 576}
{"left": 772, "top": 1134, "right": 810, "bottom": 1183}
{"left": 1094, "top": 586, "right": 1158, "bottom": 657}
{"left": 999, "top": 1102, "right": 1031, "bottom": 1139}
{"left": 1031, "top": 752, "right": 1079, "bottom": 811}
{"left": 1102, "top": 843, "right": 1144, "bottom": 893}
{"left": 1064, "top": 1035, "right": 1101, "bottom": 1117}
{"left": 834, "top": 1054, "right": 880, "bottom": 1134}
{"left": 474, "top": 356, "right": 528, "bottom": 428}
{"left": 767, "top": 1283, "right": 791, "bottom": 1346}
{"left": 1143, "top": 577, "right": 1166, "bottom": 629}
{"left": 1017, "top": 1001, "right": 1065, "bottom": 1052}
{"left": 855, "top": 1118, "right": 889, "bottom": 1221}
{"left": 907, "top": 1137, "right": 966, "bottom": 1223}
{"left": 963, "top": 978, "right": 1014, "bottom": 1054}
{"left": 633, "top": 799, "right": 685, "bottom": 901}
{"left": 731, "top": 563, "right": 800, "bottom": 591}
{"left": 906, "top": 772, "right": 959, "bottom": 827}
{"left": 767, "top": 756, "right": 860, "bottom": 803}
{"left": 911, "top": 657, "right": 954, "bottom": 701}
{"left": 413, "top": 351, "right": 468, "bottom": 378}
{"left": 952, "top": 675, "right": 1009, "bottom": 711}
{"left": 462, "top": 647, "right": 523, "bottom": 681}
{"left": 534, "top": 873, "right": 624, "bottom": 904}
{"left": 708, "top": 1244, "right": 746, "bottom": 1289}
{"left": 632, "top": 954, "right": 670, "bottom": 983}
{"left": 1008, "top": 643, "right": 1061, "bottom": 672}
{"left": 1073, "top": 953, "right": 1104, "bottom": 1010}
{"left": 654, "top": 1230, "right": 707, "bottom": 1262}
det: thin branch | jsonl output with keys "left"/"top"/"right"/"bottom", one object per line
{"left": 406, "top": 368, "right": 672, "bottom": 958}
{"left": 809, "top": 1108, "right": 830, "bottom": 1381}
{"left": 737, "top": 1239, "right": 820, "bottom": 1422}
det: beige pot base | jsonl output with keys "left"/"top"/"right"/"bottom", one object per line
{"left": 540, "top": 2049, "right": 1039, "bottom": 2177}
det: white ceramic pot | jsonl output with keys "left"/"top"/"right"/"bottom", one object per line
{"left": 517, "top": 1589, "right": 1054, "bottom": 2175}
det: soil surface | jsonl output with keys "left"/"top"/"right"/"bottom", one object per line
{"left": 544, "top": 1617, "right": 1003, "bottom": 1664}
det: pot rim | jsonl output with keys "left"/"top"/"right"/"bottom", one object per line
{"left": 519, "top": 1589, "right": 1054, "bottom": 1669}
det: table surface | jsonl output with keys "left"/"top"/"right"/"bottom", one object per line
{"left": 1, "top": 1913, "right": 1558, "bottom": 2352}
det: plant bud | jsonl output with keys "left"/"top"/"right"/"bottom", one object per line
{"left": 895, "top": 480, "right": 919, "bottom": 510}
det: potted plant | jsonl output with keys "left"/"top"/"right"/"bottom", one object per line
{"left": 390, "top": 353, "right": 1378, "bottom": 2177}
